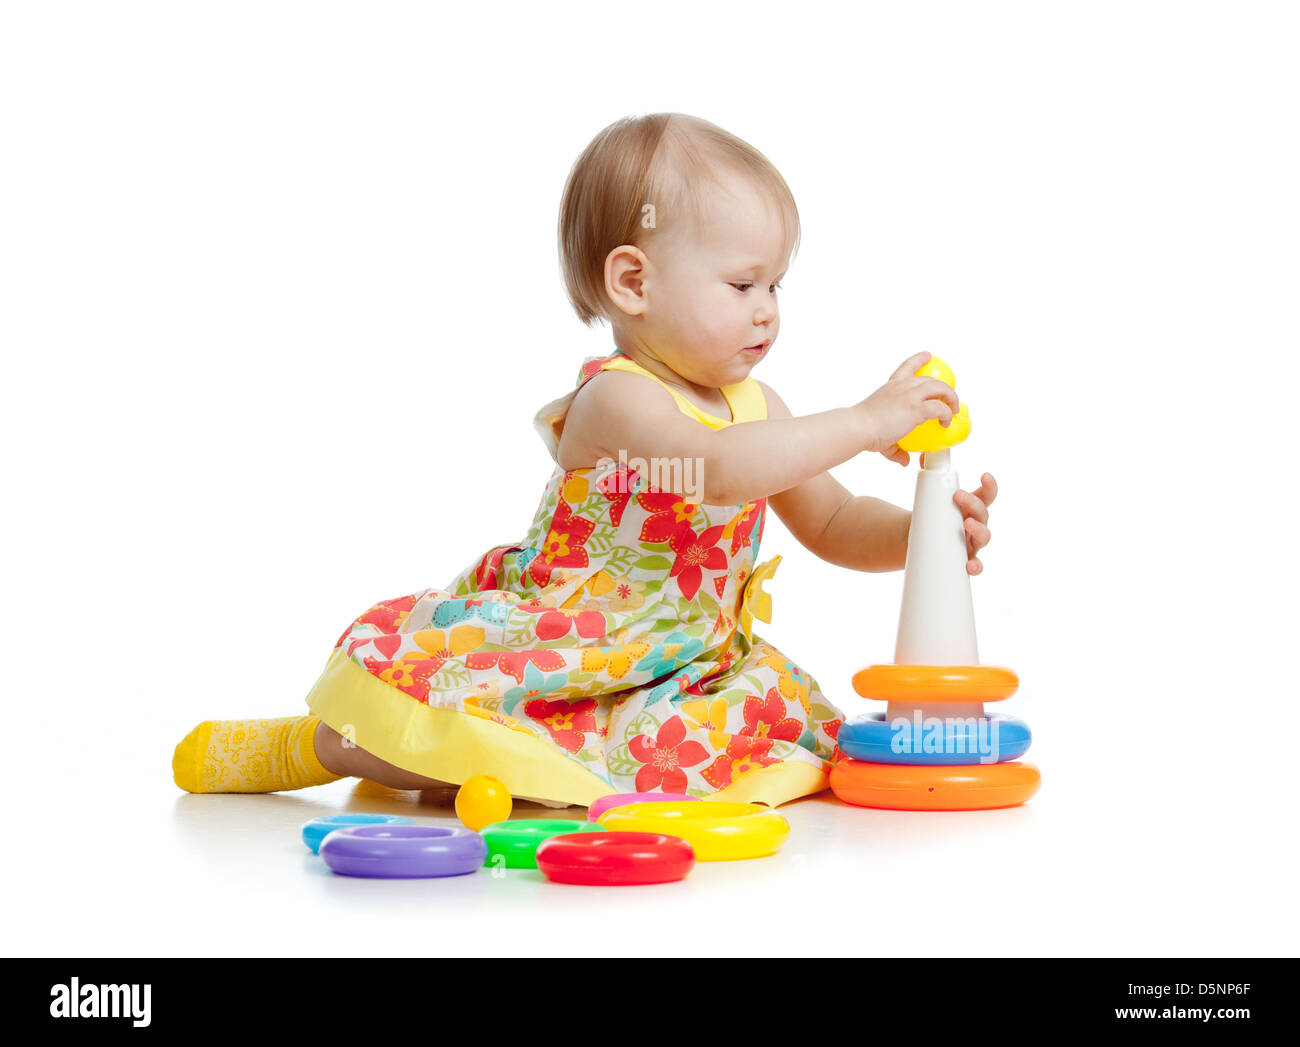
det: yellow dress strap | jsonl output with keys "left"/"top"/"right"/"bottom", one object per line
{"left": 600, "top": 354, "right": 767, "bottom": 427}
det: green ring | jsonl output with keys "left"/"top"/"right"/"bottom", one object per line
{"left": 479, "top": 819, "right": 603, "bottom": 869}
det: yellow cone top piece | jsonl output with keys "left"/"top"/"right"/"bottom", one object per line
{"left": 898, "top": 354, "right": 971, "bottom": 452}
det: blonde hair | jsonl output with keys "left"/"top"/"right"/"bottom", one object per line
{"left": 558, "top": 113, "right": 800, "bottom": 327}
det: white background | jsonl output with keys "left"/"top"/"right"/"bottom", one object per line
{"left": 3, "top": 0, "right": 1297, "bottom": 957}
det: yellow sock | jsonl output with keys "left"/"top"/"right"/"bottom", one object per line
{"left": 172, "top": 714, "right": 344, "bottom": 794}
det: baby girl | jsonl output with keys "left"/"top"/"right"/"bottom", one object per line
{"left": 173, "top": 113, "right": 996, "bottom": 808}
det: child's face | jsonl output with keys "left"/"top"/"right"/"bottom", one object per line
{"left": 640, "top": 173, "right": 791, "bottom": 389}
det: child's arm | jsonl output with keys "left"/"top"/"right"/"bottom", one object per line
{"left": 561, "top": 352, "right": 958, "bottom": 509}
{"left": 761, "top": 381, "right": 998, "bottom": 575}
{"left": 760, "top": 381, "right": 912, "bottom": 572}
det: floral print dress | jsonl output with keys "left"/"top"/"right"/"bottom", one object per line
{"left": 304, "top": 349, "right": 844, "bottom": 807}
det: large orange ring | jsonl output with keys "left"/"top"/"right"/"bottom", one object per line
{"left": 851, "top": 664, "right": 1019, "bottom": 703}
{"left": 830, "top": 756, "right": 1040, "bottom": 810}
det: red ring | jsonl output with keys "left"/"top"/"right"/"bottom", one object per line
{"left": 534, "top": 832, "right": 695, "bottom": 886}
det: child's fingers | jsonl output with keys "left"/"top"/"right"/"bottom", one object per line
{"left": 889, "top": 351, "right": 931, "bottom": 381}
{"left": 954, "top": 490, "right": 988, "bottom": 525}
{"left": 921, "top": 389, "right": 957, "bottom": 426}
{"left": 883, "top": 443, "right": 909, "bottom": 466}
{"left": 964, "top": 516, "right": 991, "bottom": 551}
{"left": 975, "top": 472, "right": 998, "bottom": 508}
{"left": 924, "top": 378, "right": 961, "bottom": 414}
{"left": 911, "top": 377, "right": 959, "bottom": 420}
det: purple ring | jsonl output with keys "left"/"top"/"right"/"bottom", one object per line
{"left": 319, "top": 824, "right": 487, "bottom": 879}
{"left": 587, "top": 792, "right": 699, "bottom": 822}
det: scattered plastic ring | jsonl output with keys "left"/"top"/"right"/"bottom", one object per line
{"left": 597, "top": 801, "right": 789, "bottom": 862}
{"left": 830, "top": 757, "right": 1040, "bottom": 811}
{"left": 479, "top": 819, "right": 604, "bottom": 869}
{"left": 587, "top": 792, "right": 698, "bottom": 822}
{"left": 851, "top": 664, "right": 1019, "bottom": 703}
{"left": 534, "top": 832, "right": 695, "bottom": 886}
{"left": 302, "top": 814, "right": 413, "bottom": 854}
{"left": 838, "top": 712, "right": 1031, "bottom": 765}
{"left": 318, "top": 824, "right": 486, "bottom": 878}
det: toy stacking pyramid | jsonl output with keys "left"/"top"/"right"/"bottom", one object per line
{"left": 830, "top": 358, "right": 1040, "bottom": 810}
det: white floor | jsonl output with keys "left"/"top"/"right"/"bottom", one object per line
{"left": 10, "top": 726, "right": 1294, "bottom": 957}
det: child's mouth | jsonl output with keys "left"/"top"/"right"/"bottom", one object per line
{"left": 742, "top": 342, "right": 768, "bottom": 355}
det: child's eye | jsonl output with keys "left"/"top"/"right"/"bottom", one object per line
{"left": 731, "top": 282, "right": 753, "bottom": 292}
{"left": 770, "top": 282, "right": 782, "bottom": 292}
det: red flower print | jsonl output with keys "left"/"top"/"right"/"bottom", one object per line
{"left": 684, "top": 649, "right": 737, "bottom": 697}
{"left": 528, "top": 499, "right": 594, "bottom": 588}
{"left": 636, "top": 490, "right": 698, "bottom": 544}
{"left": 464, "top": 648, "right": 567, "bottom": 684}
{"left": 578, "top": 352, "right": 620, "bottom": 384}
{"left": 518, "top": 601, "right": 608, "bottom": 641}
{"left": 628, "top": 716, "right": 710, "bottom": 793}
{"left": 348, "top": 633, "right": 404, "bottom": 659}
{"left": 373, "top": 635, "right": 402, "bottom": 659}
{"left": 597, "top": 467, "right": 641, "bottom": 527}
{"left": 700, "top": 736, "right": 780, "bottom": 790}
{"left": 471, "top": 545, "right": 521, "bottom": 590}
{"left": 524, "top": 697, "right": 598, "bottom": 754}
{"left": 740, "top": 687, "right": 803, "bottom": 743}
{"left": 336, "top": 594, "right": 418, "bottom": 647}
{"left": 668, "top": 521, "right": 727, "bottom": 601}
{"left": 728, "top": 499, "right": 764, "bottom": 555}
{"left": 359, "top": 656, "right": 441, "bottom": 703}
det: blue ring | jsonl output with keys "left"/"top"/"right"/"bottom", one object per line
{"left": 302, "top": 814, "right": 413, "bottom": 854}
{"left": 838, "top": 712, "right": 1031, "bottom": 765}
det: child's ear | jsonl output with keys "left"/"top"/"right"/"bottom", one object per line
{"left": 604, "top": 244, "right": 649, "bottom": 317}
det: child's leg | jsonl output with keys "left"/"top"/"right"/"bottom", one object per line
{"left": 171, "top": 714, "right": 457, "bottom": 794}
{"left": 315, "top": 724, "right": 569, "bottom": 805}
{"left": 173, "top": 714, "right": 571, "bottom": 806}
{"left": 312, "top": 722, "right": 456, "bottom": 790}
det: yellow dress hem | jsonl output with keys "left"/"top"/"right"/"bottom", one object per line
{"left": 305, "top": 648, "right": 829, "bottom": 808}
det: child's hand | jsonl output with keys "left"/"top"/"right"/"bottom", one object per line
{"left": 859, "top": 352, "right": 961, "bottom": 463}
{"left": 955, "top": 472, "right": 997, "bottom": 575}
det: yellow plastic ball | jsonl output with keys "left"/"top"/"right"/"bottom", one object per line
{"left": 899, "top": 354, "right": 971, "bottom": 452}
{"left": 455, "top": 775, "right": 513, "bottom": 831}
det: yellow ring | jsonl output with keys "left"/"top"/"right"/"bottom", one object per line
{"left": 851, "top": 664, "right": 1019, "bottom": 702}
{"left": 598, "top": 801, "right": 790, "bottom": 862}
{"left": 830, "top": 757, "right": 1040, "bottom": 810}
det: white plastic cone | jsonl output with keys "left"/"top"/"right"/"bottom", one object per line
{"left": 888, "top": 449, "right": 983, "bottom": 721}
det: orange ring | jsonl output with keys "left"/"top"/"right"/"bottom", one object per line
{"left": 851, "top": 664, "right": 1019, "bottom": 703}
{"left": 830, "top": 756, "right": 1040, "bottom": 811}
